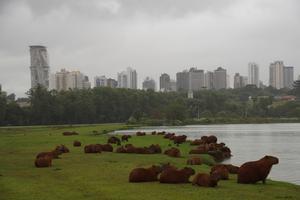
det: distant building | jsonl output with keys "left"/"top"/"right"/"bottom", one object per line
{"left": 204, "top": 71, "right": 214, "bottom": 89}
{"left": 117, "top": 67, "right": 137, "bottom": 89}
{"left": 269, "top": 61, "right": 284, "bottom": 89}
{"left": 51, "top": 69, "right": 91, "bottom": 91}
{"left": 169, "top": 80, "right": 177, "bottom": 92}
{"left": 176, "top": 68, "right": 205, "bottom": 92}
{"left": 29, "top": 45, "right": 50, "bottom": 89}
{"left": 94, "top": 76, "right": 107, "bottom": 87}
{"left": 283, "top": 66, "right": 294, "bottom": 89}
{"left": 159, "top": 73, "right": 171, "bottom": 92}
{"left": 248, "top": 62, "right": 259, "bottom": 88}
{"left": 214, "top": 67, "right": 227, "bottom": 90}
{"left": 234, "top": 73, "right": 248, "bottom": 89}
{"left": 142, "top": 77, "right": 156, "bottom": 91}
{"left": 107, "top": 78, "right": 118, "bottom": 88}
{"left": 176, "top": 70, "right": 189, "bottom": 91}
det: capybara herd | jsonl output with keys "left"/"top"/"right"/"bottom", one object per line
{"left": 35, "top": 130, "right": 279, "bottom": 188}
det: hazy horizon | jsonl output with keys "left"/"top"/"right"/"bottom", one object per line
{"left": 0, "top": 0, "right": 299, "bottom": 97}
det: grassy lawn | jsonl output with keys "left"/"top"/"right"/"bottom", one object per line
{"left": 0, "top": 124, "right": 299, "bottom": 200}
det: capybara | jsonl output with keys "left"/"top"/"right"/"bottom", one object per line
{"left": 129, "top": 165, "right": 162, "bottom": 182}
{"left": 190, "top": 139, "right": 204, "bottom": 145}
{"left": 164, "top": 133, "right": 175, "bottom": 139}
{"left": 208, "top": 150, "right": 224, "bottom": 162}
{"left": 136, "top": 131, "right": 146, "bottom": 136}
{"left": 157, "top": 131, "right": 165, "bottom": 135}
{"left": 173, "top": 135, "right": 187, "bottom": 145}
{"left": 121, "top": 135, "right": 131, "bottom": 142}
{"left": 212, "top": 164, "right": 239, "bottom": 174}
{"left": 189, "top": 149, "right": 207, "bottom": 154}
{"left": 99, "top": 144, "right": 113, "bottom": 152}
{"left": 164, "top": 147, "right": 180, "bottom": 157}
{"left": 107, "top": 136, "right": 121, "bottom": 145}
{"left": 238, "top": 155, "right": 279, "bottom": 184}
{"left": 148, "top": 144, "right": 162, "bottom": 154}
{"left": 73, "top": 140, "right": 81, "bottom": 147}
{"left": 187, "top": 157, "right": 202, "bottom": 165}
{"left": 151, "top": 131, "right": 157, "bottom": 135}
{"left": 62, "top": 131, "right": 78, "bottom": 136}
{"left": 159, "top": 167, "right": 195, "bottom": 184}
{"left": 210, "top": 165, "right": 229, "bottom": 180}
{"left": 116, "top": 146, "right": 127, "bottom": 153}
{"left": 35, "top": 156, "right": 52, "bottom": 168}
{"left": 207, "top": 135, "right": 217, "bottom": 144}
{"left": 84, "top": 144, "right": 102, "bottom": 153}
{"left": 55, "top": 145, "right": 70, "bottom": 153}
{"left": 192, "top": 173, "right": 219, "bottom": 187}
{"left": 36, "top": 150, "right": 61, "bottom": 159}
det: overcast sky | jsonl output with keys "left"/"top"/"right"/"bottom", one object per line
{"left": 0, "top": 0, "right": 299, "bottom": 97}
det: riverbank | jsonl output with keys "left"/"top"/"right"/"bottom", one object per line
{"left": 0, "top": 123, "right": 299, "bottom": 200}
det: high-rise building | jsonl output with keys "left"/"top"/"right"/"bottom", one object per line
{"left": 204, "top": 71, "right": 214, "bottom": 89}
{"left": 94, "top": 76, "right": 107, "bottom": 87}
{"left": 159, "top": 73, "right": 171, "bottom": 92}
{"left": 142, "top": 77, "right": 156, "bottom": 91}
{"left": 29, "top": 45, "right": 50, "bottom": 89}
{"left": 176, "top": 68, "right": 205, "bottom": 92}
{"left": 283, "top": 66, "right": 294, "bottom": 89}
{"left": 170, "top": 80, "right": 177, "bottom": 92}
{"left": 214, "top": 67, "right": 227, "bottom": 90}
{"left": 107, "top": 78, "right": 118, "bottom": 88}
{"left": 117, "top": 67, "right": 137, "bottom": 89}
{"left": 248, "top": 62, "right": 259, "bottom": 88}
{"left": 269, "top": 61, "right": 284, "bottom": 89}
{"left": 234, "top": 73, "right": 247, "bottom": 89}
{"left": 176, "top": 70, "right": 189, "bottom": 91}
{"left": 51, "top": 69, "right": 91, "bottom": 91}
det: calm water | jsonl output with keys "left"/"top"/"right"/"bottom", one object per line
{"left": 114, "top": 123, "right": 300, "bottom": 185}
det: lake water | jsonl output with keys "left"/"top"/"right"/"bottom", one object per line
{"left": 114, "top": 123, "right": 300, "bottom": 185}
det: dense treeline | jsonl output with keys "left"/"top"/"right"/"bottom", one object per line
{"left": 0, "top": 84, "right": 300, "bottom": 126}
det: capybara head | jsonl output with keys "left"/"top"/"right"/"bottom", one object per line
{"left": 263, "top": 155, "right": 279, "bottom": 165}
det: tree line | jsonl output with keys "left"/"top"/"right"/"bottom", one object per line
{"left": 0, "top": 84, "right": 300, "bottom": 126}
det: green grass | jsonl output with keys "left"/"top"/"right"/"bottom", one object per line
{"left": 0, "top": 124, "right": 299, "bottom": 200}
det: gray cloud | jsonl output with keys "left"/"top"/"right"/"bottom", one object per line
{"left": 0, "top": 0, "right": 299, "bottom": 96}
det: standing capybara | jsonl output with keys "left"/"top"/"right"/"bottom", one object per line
{"left": 73, "top": 140, "right": 81, "bottom": 147}
{"left": 129, "top": 165, "right": 162, "bottom": 182}
{"left": 107, "top": 136, "right": 121, "bottom": 145}
{"left": 210, "top": 165, "right": 229, "bottom": 180}
{"left": 164, "top": 147, "right": 181, "bottom": 157}
{"left": 192, "top": 173, "right": 219, "bottom": 187}
{"left": 55, "top": 145, "right": 70, "bottom": 153}
{"left": 238, "top": 155, "right": 279, "bottom": 184}
{"left": 35, "top": 156, "right": 52, "bottom": 168}
{"left": 212, "top": 164, "right": 239, "bottom": 174}
{"left": 187, "top": 157, "right": 202, "bottom": 165}
{"left": 159, "top": 167, "right": 195, "bottom": 184}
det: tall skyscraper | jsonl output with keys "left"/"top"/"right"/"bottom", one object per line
{"left": 176, "top": 70, "right": 189, "bottom": 91}
{"left": 248, "top": 62, "right": 259, "bottom": 87}
{"left": 142, "top": 77, "right": 156, "bottom": 91}
{"left": 117, "top": 67, "right": 137, "bottom": 89}
{"left": 214, "top": 67, "right": 227, "bottom": 90}
{"left": 269, "top": 61, "right": 284, "bottom": 89}
{"left": 107, "top": 78, "right": 118, "bottom": 88}
{"left": 176, "top": 68, "right": 205, "bottom": 92}
{"left": 204, "top": 71, "right": 214, "bottom": 89}
{"left": 94, "top": 76, "right": 107, "bottom": 87}
{"left": 159, "top": 73, "right": 171, "bottom": 92}
{"left": 283, "top": 66, "right": 294, "bottom": 89}
{"left": 234, "top": 73, "right": 247, "bottom": 89}
{"left": 29, "top": 45, "right": 50, "bottom": 89}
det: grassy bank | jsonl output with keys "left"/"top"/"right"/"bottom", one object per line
{"left": 0, "top": 124, "right": 299, "bottom": 200}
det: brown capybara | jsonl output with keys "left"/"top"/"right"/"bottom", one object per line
{"left": 157, "top": 131, "right": 165, "bottom": 135}
{"left": 35, "top": 156, "right": 52, "bottom": 168}
{"left": 36, "top": 150, "right": 61, "bottom": 159}
{"left": 164, "top": 133, "right": 175, "bottom": 139}
{"left": 238, "top": 155, "right": 279, "bottom": 184}
{"left": 62, "top": 131, "right": 79, "bottom": 136}
{"left": 151, "top": 131, "right": 157, "bottom": 135}
{"left": 189, "top": 149, "right": 207, "bottom": 154}
{"left": 192, "top": 173, "right": 219, "bottom": 187}
{"left": 208, "top": 150, "right": 224, "bottom": 162}
{"left": 187, "top": 157, "right": 202, "bottom": 165}
{"left": 210, "top": 165, "right": 229, "bottom": 180}
{"left": 116, "top": 146, "right": 127, "bottom": 153}
{"left": 201, "top": 136, "right": 209, "bottom": 143}
{"left": 148, "top": 144, "right": 162, "bottom": 154}
{"left": 73, "top": 140, "right": 81, "bottom": 147}
{"left": 207, "top": 135, "right": 217, "bottom": 144}
{"left": 84, "top": 144, "right": 102, "bottom": 153}
{"left": 164, "top": 147, "right": 180, "bottom": 157}
{"left": 136, "top": 131, "right": 146, "bottom": 136}
{"left": 212, "top": 164, "right": 239, "bottom": 174}
{"left": 159, "top": 167, "right": 195, "bottom": 184}
{"left": 190, "top": 139, "right": 205, "bottom": 145}
{"left": 129, "top": 165, "right": 162, "bottom": 182}
{"left": 173, "top": 135, "right": 187, "bottom": 145}
{"left": 99, "top": 144, "right": 113, "bottom": 152}
{"left": 107, "top": 136, "right": 121, "bottom": 145}
{"left": 55, "top": 145, "right": 70, "bottom": 153}
{"left": 121, "top": 135, "right": 131, "bottom": 142}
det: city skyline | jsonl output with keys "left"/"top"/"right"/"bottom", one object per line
{"left": 0, "top": 0, "right": 299, "bottom": 96}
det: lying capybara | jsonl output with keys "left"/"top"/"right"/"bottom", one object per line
{"left": 159, "top": 167, "right": 195, "bottom": 184}
{"left": 164, "top": 133, "right": 175, "bottom": 139}
{"left": 136, "top": 131, "right": 146, "bottom": 136}
{"left": 99, "top": 144, "right": 113, "bottom": 152}
{"left": 121, "top": 135, "right": 131, "bottom": 142}
{"left": 36, "top": 150, "right": 61, "bottom": 159}
{"left": 84, "top": 144, "right": 102, "bottom": 153}
{"left": 164, "top": 147, "right": 180, "bottom": 157}
{"left": 173, "top": 135, "right": 187, "bottom": 145}
{"left": 238, "top": 155, "right": 279, "bottom": 184}
{"left": 116, "top": 146, "right": 127, "bottom": 153}
{"left": 55, "top": 145, "right": 70, "bottom": 153}
{"left": 208, "top": 150, "right": 224, "bottom": 162}
{"left": 62, "top": 131, "right": 79, "bottom": 136}
{"left": 190, "top": 139, "right": 205, "bottom": 145}
{"left": 73, "top": 140, "right": 81, "bottom": 147}
{"left": 207, "top": 135, "right": 217, "bottom": 144}
{"left": 192, "top": 173, "right": 219, "bottom": 187}
{"left": 107, "top": 136, "right": 121, "bottom": 145}
{"left": 212, "top": 164, "right": 239, "bottom": 174}
{"left": 187, "top": 157, "right": 202, "bottom": 165}
{"left": 148, "top": 144, "right": 162, "bottom": 154}
{"left": 129, "top": 165, "right": 162, "bottom": 182}
{"left": 157, "top": 131, "right": 166, "bottom": 135}
{"left": 210, "top": 165, "right": 229, "bottom": 180}
{"left": 35, "top": 156, "right": 52, "bottom": 168}
{"left": 151, "top": 131, "right": 157, "bottom": 135}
